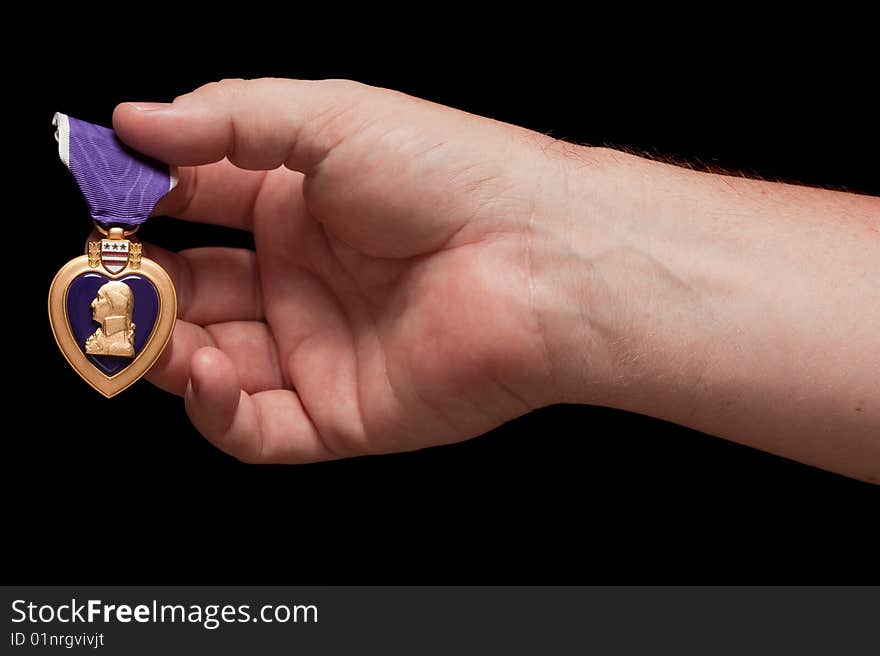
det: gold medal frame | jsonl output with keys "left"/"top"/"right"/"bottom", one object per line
{"left": 48, "top": 255, "right": 177, "bottom": 398}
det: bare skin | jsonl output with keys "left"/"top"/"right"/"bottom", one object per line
{"left": 112, "top": 78, "right": 880, "bottom": 481}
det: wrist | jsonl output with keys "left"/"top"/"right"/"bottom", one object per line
{"left": 521, "top": 145, "right": 634, "bottom": 407}
{"left": 528, "top": 146, "right": 701, "bottom": 410}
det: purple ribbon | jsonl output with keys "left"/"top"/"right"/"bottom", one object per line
{"left": 53, "top": 113, "right": 177, "bottom": 228}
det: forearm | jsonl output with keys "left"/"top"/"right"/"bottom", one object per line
{"left": 540, "top": 147, "right": 880, "bottom": 482}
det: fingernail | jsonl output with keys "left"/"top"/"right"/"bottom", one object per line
{"left": 128, "top": 102, "right": 172, "bottom": 112}
{"left": 190, "top": 375, "right": 200, "bottom": 396}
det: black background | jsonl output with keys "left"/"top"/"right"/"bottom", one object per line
{"left": 5, "top": 29, "right": 878, "bottom": 583}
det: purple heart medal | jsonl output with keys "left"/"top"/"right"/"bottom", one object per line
{"left": 48, "top": 113, "right": 177, "bottom": 397}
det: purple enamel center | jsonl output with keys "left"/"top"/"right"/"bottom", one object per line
{"left": 66, "top": 273, "right": 159, "bottom": 376}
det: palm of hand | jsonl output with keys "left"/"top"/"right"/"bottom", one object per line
{"left": 146, "top": 112, "right": 551, "bottom": 462}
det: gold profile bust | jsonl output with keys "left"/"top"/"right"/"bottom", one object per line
{"left": 85, "top": 281, "right": 136, "bottom": 357}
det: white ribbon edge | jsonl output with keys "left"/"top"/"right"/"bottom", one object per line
{"left": 52, "top": 112, "right": 71, "bottom": 169}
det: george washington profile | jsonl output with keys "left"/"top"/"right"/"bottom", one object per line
{"left": 85, "top": 281, "right": 136, "bottom": 357}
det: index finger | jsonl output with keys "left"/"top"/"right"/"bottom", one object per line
{"left": 152, "top": 159, "right": 269, "bottom": 230}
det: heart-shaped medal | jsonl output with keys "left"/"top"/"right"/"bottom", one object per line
{"left": 48, "top": 232, "right": 176, "bottom": 397}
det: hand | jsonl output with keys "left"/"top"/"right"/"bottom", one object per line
{"left": 115, "top": 78, "right": 880, "bottom": 480}
{"left": 113, "top": 79, "right": 590, "bottom": 463}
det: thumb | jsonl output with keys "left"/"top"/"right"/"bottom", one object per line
{"left": 113, "top": 78, "right": 398, "bottom": 172}
{"left": 113, "top": 77, "right": 545, "bottom": 258}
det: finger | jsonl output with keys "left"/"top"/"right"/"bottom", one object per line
{"left": 185, "top": 347, "right": 337, "bottom": 464}
{"left": 147, "top": 320, "right": 285, "bottom": 396}
{"left": 147, "top": 320, "right": 211, "bottom": 395}
{"left": 144, "top": 243, "right": 263, "bottom": 324}
{"left": 257, "top": 241, "right": 370, "bottom": 458}
{"left": 153, "top": 160, "right": 269, "bottom": 230}
{"left": 113, "top": 78, "right": 375, "bottom": 172}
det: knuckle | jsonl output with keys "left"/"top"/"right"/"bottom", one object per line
{"left": 317, "top": 78, "right": 369, "bottom": 95}
{"left": 177, "top": 78, "right": 245, "bottom": 103}
{"left": 213, "top": 78, "right": 247, "bottom": 102}
{"left": 315, "top": 422, "right": 373, "bottom": 460}
{"left": 207, "top": 78, "right": 246, "bottom": 96}
{"left": 216, "top": 77, "right": 245, "bottom": 87}
{"left": 302, "top": 82, "right": 391, "bottom": 165}
{"left": 232, "top": 430, "right": 267, "bottom": 465}
{"left": 236, "top": 450, "right": 265, "bottom": 465}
